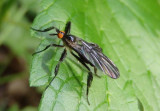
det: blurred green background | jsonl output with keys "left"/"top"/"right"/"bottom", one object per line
{"left": 0, "top": 0, "right": 41, "bottom": 111}
{"left": 1, "top": 0, "right": 160, "bottom": 111}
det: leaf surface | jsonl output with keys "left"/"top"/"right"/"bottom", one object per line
{"left": 30, "top": 0, "right": 160, "bottom": 111}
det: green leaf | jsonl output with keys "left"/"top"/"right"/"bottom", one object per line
{"left": 30, "top": 0, "right": 160, "bottom": 111}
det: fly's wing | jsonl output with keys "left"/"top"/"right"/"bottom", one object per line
{"left": 73, "top": 38, "right": 120, "bottom": 79}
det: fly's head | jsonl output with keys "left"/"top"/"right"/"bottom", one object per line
{"left": 57, "top": 31, "right": 65, "bottom": 39}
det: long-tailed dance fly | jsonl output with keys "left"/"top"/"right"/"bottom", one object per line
{"left": 32, "top": 21, "right": 120, "bottom": 105}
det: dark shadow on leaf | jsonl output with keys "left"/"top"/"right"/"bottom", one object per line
{"left": 41, "top": 48, "right": 56, "bottom": 75}
{"left": 137, "top": 98, "right": 144, "bottom": 111}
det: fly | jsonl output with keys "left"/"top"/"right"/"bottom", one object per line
{"left": 32, "top": 21, "right": 120, "bottom": 105}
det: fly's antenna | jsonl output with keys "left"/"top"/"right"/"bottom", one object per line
{"left": 56, "top": 29, "right": 59, "bottom": 33}
{"left": 49, "top": 33, "right": 57, "bottom": 36}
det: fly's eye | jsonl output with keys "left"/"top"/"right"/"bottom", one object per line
{"left": 59, "top": 31, "right": 65, "bottom": 35}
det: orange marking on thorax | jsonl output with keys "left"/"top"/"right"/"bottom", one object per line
{"left": 58, "top": 31, "right": 65, "bottom": 39}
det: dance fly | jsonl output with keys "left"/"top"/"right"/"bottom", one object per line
{"left": 32, "top": 21, "right": 120, "bottom": 105}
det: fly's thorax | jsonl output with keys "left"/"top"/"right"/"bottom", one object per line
{"left": 62, "top": 35, "right": 77, "bottom": 47}
{"left": 66, "top": 35, "right": 76, "bottom": 42}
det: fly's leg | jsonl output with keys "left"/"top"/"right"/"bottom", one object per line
{"left": 46, "top": 48, "right": 67, "bottom": 89}
{"left": 31, "top": 26, "right": 59, "bottom": 32}
{"left": 65, "top": 21, "right": 71, "bottom": 34}
{"left": 71, "top": 52, "right": 90, "bottom": 71}
{"left": 78, "top": 54, "right": 101, "bottom": 78}
{"left": 93, "top": 67, "right": 101, "bottom": 78}
{"left": 87, "top": 72, "right": 93, "bottom": 105}
{"left": 71, "top": 52, "right": 93, "bottom": 105}
{"left": 32, "top": 44, "right": 64, "bottom": 56}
